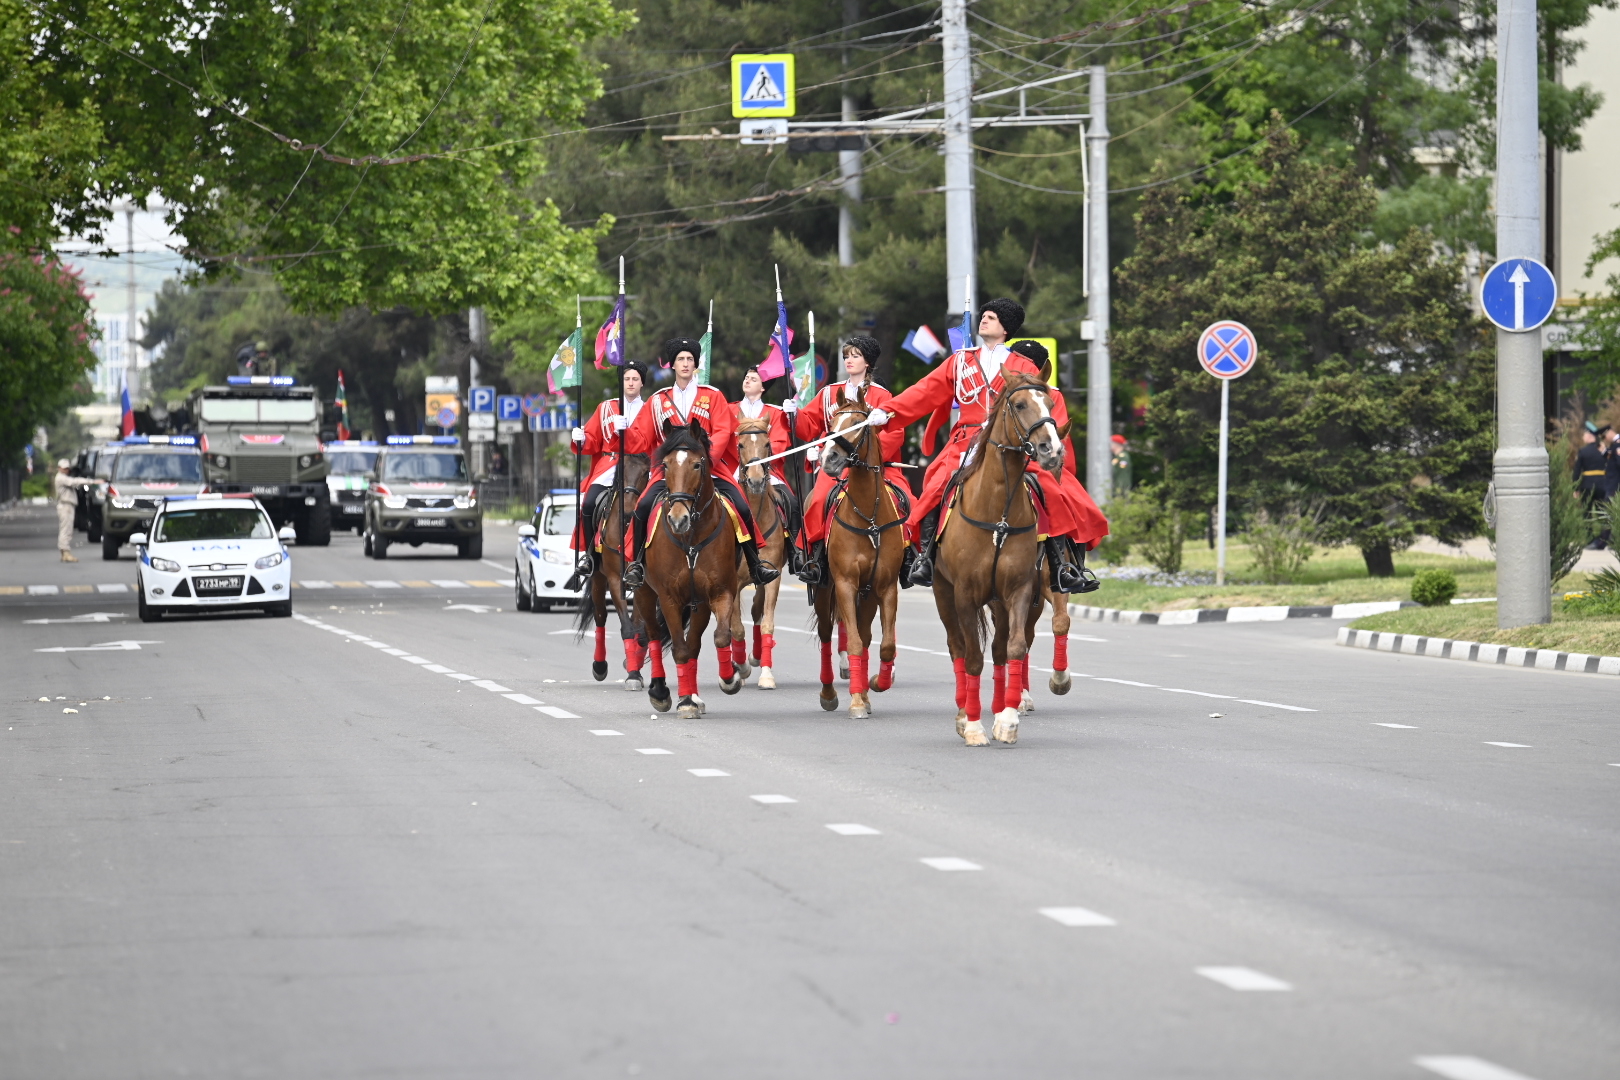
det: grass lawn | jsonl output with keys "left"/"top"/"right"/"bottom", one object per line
{"left": 1089, "top": 543, "right": 1501, "bottom": 612}
{"left": 1349, "top": 599, "right": 1620, "bottom": 656}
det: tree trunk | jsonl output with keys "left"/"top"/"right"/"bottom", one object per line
{"left": 1361, "top": 540, "right": 1395, "bottom": 578}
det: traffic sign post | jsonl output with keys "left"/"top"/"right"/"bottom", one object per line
{"left": 470, "top": 386, "right": 495, "bottom": 414}
{"left": 1198, "top": 321, "right": 1258, "bottom": 586}
{"left": 496, "top": 395, "right": 523, "bottom": 422}
{"left": 1481, "top": 257, "right": 1557, "bottom": 333}
{"left": 731, "top": 55, "right": 795, "bottom": 118}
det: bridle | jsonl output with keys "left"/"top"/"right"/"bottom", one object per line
{"left": 736, "top": 425, "right": 784, "bottom": 541}
{"left": 956, "top": 380, "right": 1059, "bottom": 583}
{"left": 657, "top": 446, "right": 722, "bottom": 578}
{"left": 827, "top": 400, "right": 906, "bottom": 599}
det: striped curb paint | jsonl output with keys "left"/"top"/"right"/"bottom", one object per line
{"left": 1070, "top": 600, "right": 1415, "bottom": 625}
{"left": 1337, "top": 625, "right": 1620, "bottom": 676}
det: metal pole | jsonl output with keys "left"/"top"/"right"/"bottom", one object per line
{"left": 1085, "top": 64, "right": 1112, "bottom": 505}
{"left": 125, "top": 205, "right": 138, "bottom": 406}
{"left": 941, "top": 0, "right": 976, "bottom": 322}
{"left": 573, "top": 296, "right": 583, "bottom": 505}
{"left": 839, "top": 0, "right": 862, "bottom": 268}
{"left": 1494, "top": 0, "right": 1550, "bottom": 627}
{"left": 468, "top": 306, "right": 485, "bottom": 477}
{"left": 1216, "top": 378, "right": 1229, "bottom": 586}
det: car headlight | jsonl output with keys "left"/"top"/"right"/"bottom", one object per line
{"left": 255, "top": 550, "right": 285, "bottom": 569}
{"left": 382, "top": 496, "right": 407, "bottom": 509}
{"left": 111, "top": 496, "right": 136, "bottom": 508}
{"left": 148, "top": 555, "right": 181, "bottom": 573}
{"left": 211, "top": 454, "right": 230, "bottom": 468}
{"left": 299, "top": 454, "right": 314, "bottom": 468}
{"left": 542, "top": 548, "right": 570, "bottom": 564}
{"left": 453, "top": 495, "right": 474, "bottom": 509}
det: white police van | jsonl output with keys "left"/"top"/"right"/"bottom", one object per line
{"left": 514, "top": 489, "right": 582, "bottom": 612}
{"left": 132, "top": 493, "right": 296, "bottom": 622}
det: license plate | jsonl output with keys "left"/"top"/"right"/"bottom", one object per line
{"left": 194, "top": 575, "right": 243, "bottom": 595}
{"left": 341, "top": 504, "right": 363, "bottom": 513}
{"left": 412, "top": 517, "right": 447, "bottom": 527}
{"left": 252, "top": 485, "right": 281, "bottom": 496}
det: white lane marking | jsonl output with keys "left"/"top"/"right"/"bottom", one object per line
{"left": 920, "top": 857, "right": 982, "bottom": 871}
{"left": 751, "top": 794, "right": 797, "bottom": 804}
{"left": 422, "top": 664, "right": 455, "bottom": 673}
{"left": 688, "top": 768, "right": 730, "bottom": 777}
{"left": 1039, "top": 907, "right": 1117, "bottom": 927}
{"left": 535, "top": 705, "right": 580, "bottom": 719}
{"left": 1413, "top": 1056, "right": 1540, "bottom": 1080}
{"left": 1485, "top": 742, "right": 1530, "bottom": 748}
{"left": 444, "top": 673, "right": 479, "bottom": 682}
{"left": 590, "top": 729, "right": 623, "bottom": 736}
{"left": 473, "top": 680, "right": 513, "bottom": 692}
{"left": 1163, "top": 688, "right": 1233, "bottom": 699}
{"left": 502, "top": 693, "right": 542, "bottom": 705}
{"left": 365, "top": 641, "right": 392, "bottom": 649}
{"left": 36, "top": 639, "right": 161, "bottom": 653}
{"left": 363, "top": 580, "right": 402, "bottom": 588}
{"left": 299, "top": 580, "right": 333, "bottom": 589}
{"left": 399, "top": 656, "right": 432, "bottom": 664}
{"left": 897, "top": 644, "right": 951, "bottom": 656}
{"left": 547, "top": 630, "right": 576, "bottom": 635}
{"left": 775, "top": 626, "right": 812, "bottom": 634}
{"left": 1374, "top": 723, "right": 1417, "bottom": 728}
{"left": 381, "top": 648, "right": 409, "bottom": 656}
{"left": 1237, "top": 699, "right": 1317, "bottom": 712}
{"left": 826, "top": 824, "right": 880, "bottom": 836}
{"left": 1195, "top": 966, "right": 1292, "bottom": 991}
{"left": 480, "top": 558, "right": 512, "bottom": 573}
{"left": 23, "top": 612, "right": 127, "bottom": 624}
{"left": 429, "top": 579, "right": 469, "bottom": 588}
{"left": 26, "top": 585, "right": 58, "bottom": 595}
{"left": 636, "top": 748, "right": 673, "bottom": 755}
{"left": 1094, "top": 678, "right": 1157, "bottom": 687}
{"left": 96, "top": 583, "right": 130, "bottom": 593}
{"left": 445, "top": 603, "right": 498, "bottom": 613}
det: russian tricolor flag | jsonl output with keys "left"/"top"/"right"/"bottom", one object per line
{"left": 119, "top": 373, "right": 135, "bottom": 438}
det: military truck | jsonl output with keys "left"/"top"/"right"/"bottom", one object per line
{"left": 190, "top": 376, "right": 332, "bottom": 545}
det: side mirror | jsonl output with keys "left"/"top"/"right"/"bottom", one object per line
{"left": 516, "top": 523, "right": 536, "bottom": 539}
{"left": 277, "top": 526, "right": 297, "bottom": 542}
{"left": 130, "top": 532, "right": 148, "bottom": 547}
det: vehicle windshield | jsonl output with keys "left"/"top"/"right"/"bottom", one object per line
{"left": 154, "top": 507, "right": 274, "bottom": 542}
{"left": 198, "top": 397, "right": 318, "bottom": 423}
{"left": 115, "top": 453, "right": 204, "bottom": 483}
{"left": 328, "top": 451, "right": 378, "bottom": 476}
{"left": 383, "top": 453, "right": 467, "bottom": 481}
{"left": 93, "top": 451, "right": 118, "bottom": 479}
{"left": 541, "top": 503, "right": 577, "bottom": 536}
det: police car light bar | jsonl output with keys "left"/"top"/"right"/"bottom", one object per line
{"left": 550, "top": 488, "right": 579, "bottom": 495}
{"left": 386, "top": 435, "right": 460, "bottom": 446}
{"left": 226, "top": 375, "right": 297, "bottom": 386}
{"left": 163, "top": 492, "right": 258, "bottom": 502}
{"left": 121, "top": 435, "right": 198, "bottom": 446}
{"left": 324, "top": 440, "right": 379, "bottom": 448}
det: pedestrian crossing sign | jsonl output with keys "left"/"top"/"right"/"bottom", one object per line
{"left": 732, "top": 54, "right": 795, "bottom": 117}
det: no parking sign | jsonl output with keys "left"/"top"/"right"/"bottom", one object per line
{"left": 1197, "top": 321, "right": 1257, "bottom": 379}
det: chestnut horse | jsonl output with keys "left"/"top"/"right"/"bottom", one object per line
{"left": 814, "top": 388, "right": 907, "bottom": 718}
{"left": 932, "top": 370, "right": 1064, "bottom": 745}
{"left": 575, "top": 453, "right": 651, "bottom": 690}
{"left": 731, "top": 417, "right": 788, "bottom": 689}
{"left": 1007, "top": 582, "right": 1075, "bottom": 717}
{"left": 633, "top": 422, "right": 745, "bottom": 719}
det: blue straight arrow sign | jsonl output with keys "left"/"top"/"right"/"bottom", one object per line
{"left": 1480, "top": 257, "right": 1557, "bottom": 333}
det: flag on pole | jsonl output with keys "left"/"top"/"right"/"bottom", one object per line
{"left": 790, "top": 310, "right": 818, "bottom": 407}
{"left": 760, "top": 326, "right": 794, "bottom": 382}
{"left": 947, "top": 306, "right": 975, "bottom": 353}
{"left": 119, "top": 372, "right": 135, "bottom": 438}
{"left": 594, "top": 293, "right": 626, "bottom": 369}
{"left": 698, "top": 299, "right": 714, "bottom": 385}
{"left": 548, "top": 326, "right": 584, "bottom": 392}
{"left": 335, "top": 370, "right": 351, "bottom": 440}
{"left": 902, "top": 323, "right": 948, "bottom": 363}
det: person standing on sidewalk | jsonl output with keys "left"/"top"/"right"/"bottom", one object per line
{"left": 53, "top": 459, "right": 97, "bottom": 562}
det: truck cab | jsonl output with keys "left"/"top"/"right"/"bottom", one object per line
{"left": 190, "top": 376, "right": 331, "bottom": 545}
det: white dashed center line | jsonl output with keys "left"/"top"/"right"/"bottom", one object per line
{"left": 1374, "top": 723, "right": 1417, "bottom": 728}
{"left": 444, "top": 672, "right": 479, "bottom": 681}
{"left": 473, "top": 680, "right": 513, "bottom": 692}
{"left": 636, "top": 748, "right": 673, "bottom": 755}
{"left": 825, "top": 824, "right": 880, "bottom": 836}
{"left": 1195, "top": 966, "right": 1292, "bottom": 991}
{"left": 399, "top": 655, "right": 431, "bottom": 664}
{"left": 687, "top": 768, "right": 730, "bottom": 778}
{"left": 1484, "top": 742, "right": 1531, "bottom": 748}
{"left": 1413, "top": 1055, "right": 1540, "bottom": 1080}
{"left": 502, "top": 693, "right": 542, "bottom": 705}
{"left": 1039, "top": 907, "right": 1117, "bottom": 927}
{"left": 751, "top": 794, "right": 797, "bottom": 804}
{"left": 535, "top": 706, "right": 579, "bottom": 718}
{"left": 920, "top": 857, "right": 981, "bottom": 871}
{"left": 589, "top": 729, "right": 623, "bottom": 736}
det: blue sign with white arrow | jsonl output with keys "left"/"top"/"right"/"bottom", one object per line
{"left": 470, "top": 386, "right": 495, "bottom": 414}
{"left": 1480, "top": 257, "right": 1557, "bottom": 333}
{"left": 496, "top": 394, "right": 523, "bottom": 421}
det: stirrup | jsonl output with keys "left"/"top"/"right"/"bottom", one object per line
{"left": 1073, "top": 565, "right": 1101, "bottom": 593}
{"left": 908, "top": 547, "right": 934, "bottom": 587}
{"left": 623, "top": 560, "right": 645, "bottom": 589}
{"left": 1055, "top": 561, "right": 1086, "bottom": 593}
{"left": 899, "top": 546, "right": 917, "bottom": 589}
{"left": 753, "top": 558, "right": 781, "bottom": 587}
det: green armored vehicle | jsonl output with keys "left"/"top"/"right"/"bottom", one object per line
{"left": 190, "top": 376, "right": 332, "bottom": 545}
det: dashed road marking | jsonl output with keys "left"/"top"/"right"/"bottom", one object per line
{"left": 751, "top": 794, "right": 796, "bottom": 804}
{"left": 589, "top": 729, "right": 623, "bottom": 736}
{"left": 381, "top": 648, "right": 409, "bottom": 656}
{"left": 1484, "top": 742, "right": 1531, "bottom": 748}
{"left": 444, "top": 672, "right": 479, "bottom": 682}
{"left": 535, "top": 705, "right": 579, "bottom": 719}
{"left": 1413, "top": 1056, "right": 1540, "bottom": 1080}
{"left": 825, "top": 824, "right": 880, "bottom": 836}
{"left": 920, "top": 857, "right": 981, "bottom": 871}
{"left": 399, "top": 655, "right": 431, "bottom": 664}
{"left": 1195, "top": 966, "right": 1291, "bottom": 991}
{"left": 299, "top": 581, "right": 333, "bottom": 589}
{"left": 422, "top": 664, "right": 455, "bottom": 673}
{"left": 472, "top": 680, "right": 512, "bottom": 691}
{"left": 688, "top": 768, "right": 730, "bottom": 777}
{"left": 1235, "top": 699, "right": 1315, "bottom": 712}
{"left": 502, "top": 693, "right": 542, "bottom": 705}
{"left": 636, "top": 748, "right": 673, "bottom": 755}
{"left": 429, "top": 579, "right": 469, "bottom": 588}
{"left": 364, "top": 580, "right": 402, "bottom": 588}
{"left": 1374, "top": 723, "right": 1417, "bottom": 728}
{"left": 1163, "top": 688, "right": 1232, "bottom": 699}
{"left": 1039, "top": 907, "right": 1117, "bottom": 927}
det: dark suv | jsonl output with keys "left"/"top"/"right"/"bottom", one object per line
{"left": 363, "top": 436, "right": 483, "bottom": 559}
{"left": 100, "top": 436, "right": 207, "bottom": 559}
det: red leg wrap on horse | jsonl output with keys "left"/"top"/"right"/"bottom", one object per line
{"left": 677, "top": 659, "right": 699, "bottom": 698}
{"left": 820, "top": 641, "right": 834, "bottom": 685}
{"left": 650, "top": 640, "right": 666, "bottom": 679}
{"left": 837, "top": 622, "right": 847, "bottom": 654}
{"left": 964, "top": 673, "right": 982, "bottom": 722}
{"left": 1053, "top": 633, "right": 1069, "bottom": 671}
{"left": 874, "top": 659, "right": 894, "bottom": 691}
{"left": 593, "top": 626, "right": 607, "bottom": 663}
{"left": 953, "top": 657, "right": 967, "bottom": 709}
{"left": 849, "top": 652, "right": 868, "bottom": 695}
{"left": 752, "top": 625, "right": 762, "bottom": 661}
{"left": 1007, "top": 659, "right": 1024, "bottom": 704}
{"left": 762, "top": 633, "right": 776, "bottom": 668}
{"left": 718, "top": 647, "right": 735, "bottom": 683}
{"left": 624, "top": 638, "right": 643, "bottom": 673}
{"left": 731, "top": 639, "right": 745, "bottom": 669}
{"left": 992, "top": 664, "right": 1007, "bottom": 714}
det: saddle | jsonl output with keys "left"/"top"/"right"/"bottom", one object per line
{"left": 821, "top": 476, "right": 912, "bottom": 526}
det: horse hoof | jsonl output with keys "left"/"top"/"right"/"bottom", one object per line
{"left": 649, "top": 682, "right": 672, "bottom": 713}
{"left": 734, "top": 660, "right": 751, "bottom": 682}
{"left": 692, "top": 694, "right": 707, "bottom": 716}
{"left": 961, "top": 719, "right": 990, "bottom": 746}
{"left": 849, "top": 695, "right": 870, "bottom": 719}
{"left": 1018, "top": 690, "right": 1034, "bottom": 714}
{"left": 1049, "top": 670, "right": 1072, "bottom": 695}
{"left": 720, "top": 675, "right": 743, "bottom": 695}
{"left": 838, "top": 652, "right": 849, "bottom": 680}
{"left": 757, "top": 668, "right": 776, "bottom": 689}
{"left": 749, "top": 653, "right": 761, "bottom": 668}
{"left": 871, "top": 672, "right": 892, "bottom": 692}
{"left": 592, "top": 660, "right": 609, "bottom": 682}
{"left": 677, "top": 697, "right": 701, "bottom": 720}
{"left": 625, "top": 673, "right": 645, "bottom": 692}
{"left": 819, "top": 686, "right": 838, "bottom": 712}
{"left": 955, "top": 709, "right": 968, "bottom": 737}
{"left": 991, "top": 708, "right": 1020, "bottom": 744}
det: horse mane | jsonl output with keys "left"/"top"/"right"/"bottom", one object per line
{"left": 954, "top": 369, "right": 1047, "bottom": 486}
{"left": 736, "top": 416, "right": 772, "bottom": 435}
{"left": 657, "top": 420, "right": 711, "bottom": 461}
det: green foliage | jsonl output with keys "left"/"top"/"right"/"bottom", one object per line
{"left": 1245, "top": 502, "right": 1322, "bottom": 585}
{"left": 21, "top": 471, "right": 52, "bottom": 498}
{"left": 1115, "top": 124, "right": 1494, "bottom": 579}
{"left": 1104, "top": 488, "right": 1189, "bottom": 575}
{"left": 1570, "top": 223, "right": 1620, "bottom": 400}
{"left": 1410, "top": 568, "right": 1458, "bottom": 606}
{"left": 0, "top": 241, "right": 98, "bottom": 463}
{"left": 1550, "top": 475, "right": 1596, "bottom": 586}
{"left": 1561, "top": 563, "right": 1620, "bottom": 615}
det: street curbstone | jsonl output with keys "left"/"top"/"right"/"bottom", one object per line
{"left": 1069, "top": 600, "right": 1415, "bottom": 625}
{"left": 1336, "top": 625, "right": 1620, "bottom": 676}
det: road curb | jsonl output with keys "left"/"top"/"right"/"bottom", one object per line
{"left": 1336, "top": 625, "right": 1620, "bottom": 675}
{"left": 1069, "top": 600, "right": 1417, "bottom": 625}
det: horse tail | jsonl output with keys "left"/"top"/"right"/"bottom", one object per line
{"left": 975, "top": 604, "right": 990, "bottom": 652}
{"left": 573, "top": 585, "right": 597, "bottom": 639}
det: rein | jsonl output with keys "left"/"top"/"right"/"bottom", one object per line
{"left": 827, "top": 405, "right": 905, "bottom": 600}
{"left": 954, "top": 382, "right": 1055, "bottom": 584}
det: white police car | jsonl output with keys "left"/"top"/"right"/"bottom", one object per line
{"left": 514, "top": 489, "right": 583, "bottom": 613}
{"left": 132, "top": 493, "right": 296, "bottom": 622}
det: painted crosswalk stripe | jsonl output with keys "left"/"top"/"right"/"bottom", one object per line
{"left": 635, "top": 748, "right": 672, "bottom": 755}
{"left": 688, "top": 768, "right": 730, "bottom": 778}
{"left": 826, "top": 824, "right": 880, "bottom": 836}
{"left": 1039, "top": 907, "right": 1116, "bottom": 927}
{"left": 299, "top": 581, "right": 333, "bottom": 589}
{"left": 1413, "top": 1056, "right": 1540, "bottom": 1080}
{"left": 364, "top": 580, "right": 402, "bottom": 588}
{"left": 751, "top": 794, "right": 796, "bottom": 804}
{"left": 502, "top": 693, "right": 542, "bottom": 705}
{"left": 535, "top": 705, "right": 580, "bottom": 719}
{"left": 429, "top": 580, "right": 469, "bottom": 588}
{"left": 96, "top": 583, "right": 129, "bottom": 593}
{"left": 1195, "top": 967, "right": 1291, "bottom": 991}
{"left": 27, "top": 585, "right": 58, "bottom": 595}
{"left": 920, "top": 856, "right": 981, "bottom": 870}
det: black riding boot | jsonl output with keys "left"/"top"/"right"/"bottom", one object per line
{"left": 623, "top": 517, "right": 647, "bottom": 589}
{"left": 564, "top": 552, "right": 593, "bottom": 593}
{"left": 1071, "top": 539, "right": 1101, "bottom": 593}
{"left": 795, "top": 540, "right": 825, "bottom": 586}
{"left": 908, "top": 509, "right": 940, "bottom": 588}
{"left": 741, "top": 538, "right": 780, "bottom": 587}
{"left": 1044, "top": 537, "right": 1086, "bottom": 593}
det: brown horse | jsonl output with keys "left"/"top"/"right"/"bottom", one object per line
{"left": 814, "top": 388, "right": 907, "bottom": 718}
{"left": 576, "top": 453, "right": 651, "bottom": 689}
{"left": 732, "top": 417, "right": 788, "bottom": 689}
{"left": 634, "top": 422, "right": 744, "bottom": 719}
{"left": 932, "top": 370, "right": 1065, "bottom": 745}
{"left": 1008, "top": 582, "right": 1075, "bottom": 717}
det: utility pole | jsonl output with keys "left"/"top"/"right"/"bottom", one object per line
{"left": 468, "top": 307, "right": 486, "bottom": 477}
{"left": 1494, "top": 0, "right": 1550, "bottom": 627}
{"left": 838, "top": 0, "right": 863, "bottom": 270}
{"left": 125, "top": 205, "right": 138, "bottom": 406}
{"left": 1085, "top": 65, "right": 1112, "bottom": 505}
{"left": 941, "top": 0, "right": 976, "bottom": 322}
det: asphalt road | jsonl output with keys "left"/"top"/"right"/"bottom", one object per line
{"left": 4, "top": 505, "right": 1617, "bottom": 1079}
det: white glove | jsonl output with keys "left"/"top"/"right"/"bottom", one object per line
{"left": 806, "top": 446, "right": 821, "bottom": 463}
{"left": 609, "top": 414, "right": 629, "bottom": 433}
{"left": 783, "top": 398, "right": 798, "bottom": 414}
{"left": 868, "top": 408, "right": 890, "bottom": 426}
{"left": 570, "top": 426, "right": 586, "bottom": 443}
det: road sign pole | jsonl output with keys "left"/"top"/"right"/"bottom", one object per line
{"left": 1086, "top": 64, "right": 1112, "bottom": 507}
{"left": 1494, "top": 0, "right": 1550, "bottom": 628}
{"left": 1216, "top": 377, "right": 1230, "bottom": 586}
